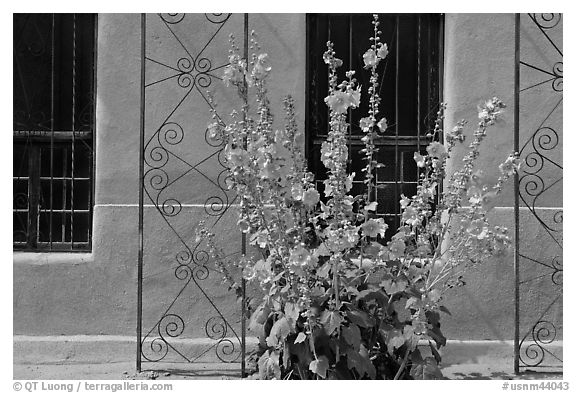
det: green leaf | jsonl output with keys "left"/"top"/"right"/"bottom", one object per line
{"left": 320, "top": 310, "right": 343, "bottom": 335}
{"left": 409, "top": 356, "right": 443, "bottom": 380}
{"left": 403, "top": 324, "right": 420, "bottom": 349}
{"left": 426, "top": 310, "right": 446, "bottom": 348}
{"left": 266, "top": 317, "right": 292, "bottom": 347}
{"left": 258, "top": 350, "right": 281, "bottom": 380}
{"left": 427, "top": 327, "right": 447, "bottom": 349}
{"left": 284, "top": 302, "right": 300, "bottom": 326}
{"left": 341, "top": 324, "right": 361, "bottom": 351}
{"left": 426, "top": 310, "right": 441, "bottom": 325}
{"left": 316, "top": 262, "right": 331, "bottom": 278}
{"left": 248, "top": 303, "right": 270, "bottom": 332}
{"left": 314, "top": 243, "right": 331, "bottom": 257}
{"left": 386, "top": 329, "right": 405, "bottom": 354}
{"left": 405, "top": 297, "right": 422, "bottom": 310}
{"left": 346, "top": 309, "right": 375, "bottom": 328}
{"left": 428, "top": 289, "right": 442, "bottom": 303}
{"left": 345, "top": 347, "right": 376, "bottom": 379}
{"left": 381, "top": 275, "right": 408, "bottom": 295}
{"left": 357, "top": 288, "right": 389, "bottom": 307}
{"left": 428, "top": 340, "right": 442, "bottom": 364}
{"left": 439, "top": 305, "right": 452, "bottom": 316}
{"left": 309, "top": 355, "right": 329, "bottom": 379}
{"left": 294, "top": 332, "right": 307, "bottom": 344}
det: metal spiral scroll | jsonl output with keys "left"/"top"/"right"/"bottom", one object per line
{"left": 518, "top": 11, "right": 563, "bottom": 238}
{"left": 529, "top": 13, "right": 561, "bottom": 29}
{"left": 518, "top": 125, "right": 562, "bottom": 235}
{"left": 516, "top": 13, "right": 563, "bottom": 372}
{"left": 140, "top": 13, "right": 243, "bottom": 366}
{"left": 519, "top": 321, "right": 560, "bottom": 367}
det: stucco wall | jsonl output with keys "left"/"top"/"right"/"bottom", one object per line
{"left": 442, "top": 13, "right": 562, "bottom": 342}
{"left": 14, "top": 13, "right": 561, "bottom": 347}
{"left": 13, "top": 13, "right": 307, "bottom": 342}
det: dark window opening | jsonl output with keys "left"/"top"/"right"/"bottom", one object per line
{"left": 13, "top": 14, "right": 96, "bottom": 251}
{"left": 306, "top": 14, "right": 442, "bottom": 240}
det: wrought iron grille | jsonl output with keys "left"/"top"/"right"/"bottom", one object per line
{"left": 306, "top": 14, "right": 442, "bottom": 240}
{"left": 514, "top": 13, "right": 563, "bottom": 374}
{"left": 137, "top": 13, "right": 247, "bottom": 374}
{"left": 13, "top": 14, "right": 96, "bottom": 251}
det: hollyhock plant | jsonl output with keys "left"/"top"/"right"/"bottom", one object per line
{"left": 199, "top": 16, "right": 519, "bottom": 380}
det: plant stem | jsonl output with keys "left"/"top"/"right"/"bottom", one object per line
{"left": 393, "top": 348, "right": 410, "bottom": 380}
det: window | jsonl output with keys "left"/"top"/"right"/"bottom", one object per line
{"left": 306, "top": 14, "right": 442, "bottom": 239}
{"left": 13, "top": 14, "right": 96, "bottom": 251}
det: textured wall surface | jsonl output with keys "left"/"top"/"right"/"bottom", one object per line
{"left": 442, "top": 13, "right": 562, "bottom": 351}
{"left": 14, "top": 13, "right": 562, "bottom": 354}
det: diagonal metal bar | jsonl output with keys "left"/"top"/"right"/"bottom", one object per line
{"left": 520, "top": 61, "right": 556, "bottom": 78}
{"left": 528, "top": 14, "right": 563, "bottom": 58}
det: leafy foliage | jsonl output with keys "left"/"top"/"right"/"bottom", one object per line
{"left": 198, "top": 15, "right": 520, "bottom": 380}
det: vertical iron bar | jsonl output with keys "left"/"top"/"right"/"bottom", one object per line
{"left": 28, "top": 145, "right": 39, "bottom": 248}
{"left": 137, "top": 13, "right": 146, "bottom": 373}
{"left": 62, "top": 149, "right": 67, "bottom": 242}
{"left": 241, "top": 12, "right": 249, "bottom": 378}
{"left": 394, "top": 16, "right": 400, "bottom": 229}
{"left": 347, "top": 16, "right": 353, "bottom": 176}
{"left": 513, "top": 12, "right": 521, "bottom": 375}
{"left": 416, "top": 15, "right": 421, "bottom": 178}
{"left": 304, "top": 15, "right": 311, "bottom": 161}
{"left": 49, "top": 13, "right": 55, "bottom": 248}
{"left": 71, "top": 14, "right": 76, "bottom": 248}
{"left": 89, "top": 14, "right": 98, "bottom": 250}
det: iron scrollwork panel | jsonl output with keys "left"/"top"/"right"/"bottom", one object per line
{"left": 139, "top": 13, "right": 246, "bottom": 366}
{"left": 516, "top": 13, "right": 562, "bottom": 371}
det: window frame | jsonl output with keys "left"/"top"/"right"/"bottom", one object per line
{"left": 13, "top": 13, "right": 97, "bottom": 252}
{"left": 305, "top": 13, "right": 444, "bottom": 239}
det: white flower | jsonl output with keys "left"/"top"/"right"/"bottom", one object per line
{"left": 478, "top": 97, "right": 505, "bottom": 123}
{"left": 324, "top": 87, "right": 360, "bottom": 113}
{"left": 470, "top": 170, "right": 487, "bottom": 187}
{"left": 323, "top": 181, "right": 333, "bottom": 198}
{"left": 377, "top": 43, "right": 389, "bottom": 59}
{"left": 206, "top": 122, "right": 222, "bottom": 144}
{"left": 260, "top": 160, "right": 280, "bottom": 179}
{"left": 252, "top": 53, "right": 272, "bottom": 80}
{"left": 289, "top": 244, "right": 317, "bottom": 267}
{"left": 359, "top": 117, "right": 372, "bottom": 132}
{"left": 325, "top": 91, "right": 356, "bottom": 114}
{"left": 426, "top": 142, "right": 447, "bottom": 158}
{"left": 291, "top": 183, "right": 304, "bottom": 201}
{"left": 237, "top": 218, "right": 250, "bottom": 233}
{"left": 402, "top": 206, "right": 420, "bottom": 226}
{"left": 413, "top": 152, "right": 426, "bottom": 168}
{"left": 293, "top": 132, "right": 305, "bottom": 147}
{"left": 388, "top": 240, "right": 406, "bottom": 259}
{"left": 399, "top": 194, "right": 411, "bottom": 209}
{"left": 243, "top": 264, "right": 256, "bottom": 280}
{"left": 226, "top": 146, "right": 249, "bottom": 167}
{"left": 377, "top": 117, "right": 388, "bottom": 132}
{"left": 350, "top": 86, "right": 361, "bottom": 108}
{"left": 345, "top": 173, "right": 355, "bottom": 192}
{"left": 362, "top": 218, "right": 388, "bottom": 238}
{"left": 499, "top": 155, "right": 521, "bottom": 176}
{"left": 480, "top": 191, "right": 498, "bottom": 211}
{"left": 302, "top": 189, "right": 320, "bottom": 208}
{"left": 222, "top": 61, "right": 245, "bottom": 86}
{"left": 466, "top": 219, "right": 489, "bottom": 239}
{"left": 363, "top": 49, "right": 379, "bottom": 68}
